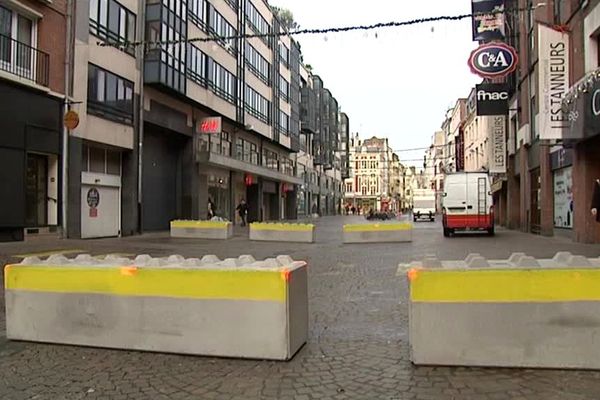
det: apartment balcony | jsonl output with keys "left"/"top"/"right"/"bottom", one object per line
{"left": 0, "top": 34, "right": 49, "bottom": 87}
{"left": 195, "top": 139, "right": 302, "bottom": 185}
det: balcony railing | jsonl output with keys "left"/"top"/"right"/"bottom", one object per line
{"left": 0, "top": 34, "right": 49, "bottom": 87}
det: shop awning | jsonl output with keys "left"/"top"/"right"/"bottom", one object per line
{"left": 197, "top": 151, "right": 303, "bottom": 185}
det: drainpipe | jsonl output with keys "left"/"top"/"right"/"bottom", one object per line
{"left": 61, "top": 0, "right": 74, "bottom": 238}
{"left": 137, "top": 1, "right": 146, "bottom": 233}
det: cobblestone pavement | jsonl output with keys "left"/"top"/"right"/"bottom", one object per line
{"left": 1, "top": 216, "right": 600, "bottom": 400}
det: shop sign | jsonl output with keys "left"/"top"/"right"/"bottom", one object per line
{"left": 472, "top": 0, "right": 506, "bottom": 42}
{"left": 476, "top": 83, "right": 509, "bottom": 116}
{"left": 538, "top": 24, "right": 570, "bottom": 140}
{"left": 197, "top": 117, "right": 222, "bottom": 134}
{"left": 87, "top": 187, "right": 100, "bottom": 218}
{"left": 468, "top": 43, "right": 518, "bottom": 79}
{"left": 64, "top": 110, "right": 80, "bottom": 130}
{"left": 488, "top": 115, "right": 507, "bottom": 173}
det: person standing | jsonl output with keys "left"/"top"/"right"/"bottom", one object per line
{"left": 236, "top": 199, "right": 248, "bottom": 226}
{"left": 591, "top": 179, "right": 600, "bottom": 223}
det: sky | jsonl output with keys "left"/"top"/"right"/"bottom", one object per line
{"left": 271, "top": 0, "right": 482, "bottom": 168}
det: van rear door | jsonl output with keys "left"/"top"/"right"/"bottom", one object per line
{"left": 444, "top": 174, "right": 468, "bottom": 216}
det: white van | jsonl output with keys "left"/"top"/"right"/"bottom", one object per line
{"left": 442, "top": 172, "right": 494, "bottom": 237}
{"left": 412, "top": 189, "right": 436, "bottom": 222}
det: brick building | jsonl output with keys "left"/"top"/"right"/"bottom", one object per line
{"left": 500, "top": 0, "right": 600, "bottom": 243}
{"left": 0, "top": 0, "right": 69, "bottom": 241}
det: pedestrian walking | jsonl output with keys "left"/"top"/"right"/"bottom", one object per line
{"left": 351, "top": 206, "right": 356, "bottom": 215}
{"left": 236, "top": 199, "right": 248, "bottom": 226}
{"left": 591, "top": 179, "right": 600, "bottom": 223}
{"left": 207, "top": 198, "right": 215, "bottom": 220}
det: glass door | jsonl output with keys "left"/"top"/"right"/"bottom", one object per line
{"left": 25, "top": 154, "right": 48, "bottom": 227}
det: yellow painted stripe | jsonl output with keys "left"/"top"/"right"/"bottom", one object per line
{"left": 250, "top": 224, "right": 314, "bottom": 232}
{"left": 170, "top": 221, "right": 230, "bottom": 229}
{"left": 12, "top": 249, "right": 84, "bottom": 259}
{"left": 410, "top": 269, "right": 600, "bottom": 303}
{"left": 4, "top": 265, "right": 287, "bottom": 302}
{"left": 343, "top": 223, "right": 412, "bottom": 232}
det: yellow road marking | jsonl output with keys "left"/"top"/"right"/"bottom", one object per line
{"left": 12, "top": 249, "right": 84, "bottom": 259}
{"left": 343, "top": 223, "right": 412, "bottom": 232}
{"left": 5, "top": 265, "right": 288, "bottom": 302}
{"left": 410, "top": 268, "right": 600, "bottom": 303}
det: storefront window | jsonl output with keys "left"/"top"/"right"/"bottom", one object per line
{"left": 553, "top": 166, "right": 573, "bottom": 228}
{"left": 208, "top": 174, "right": 230, "bottom": 220}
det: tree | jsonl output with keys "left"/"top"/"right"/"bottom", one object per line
{"left": 271, "top": 6, "right": 299, "bottom": 31}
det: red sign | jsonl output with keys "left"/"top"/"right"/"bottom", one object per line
{"left": 197, "top": 117, "right": 222, "bottom": 134}
{"left": 244, "top": 174, "right": 254, "bottom": 186}
{"left": 89, "top": 207, "right": 98, "bottom": 218}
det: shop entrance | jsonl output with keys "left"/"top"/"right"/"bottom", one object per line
{"left": 25, "top": 153, "right": 48, "bottom": 227}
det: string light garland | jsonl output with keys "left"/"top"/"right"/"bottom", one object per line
{"left": 97, "top": 5, "right": 545, "bottom": 50}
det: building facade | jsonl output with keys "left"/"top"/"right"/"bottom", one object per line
{"left": 0, "top": 0, "right": 68, "bottom": 241}
{"left": 344, "top": 135, "right": 401, "bottom": 212}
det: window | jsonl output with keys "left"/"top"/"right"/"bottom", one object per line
{"left": 90, "top": 0, "right": 136, "bottom": 55}
{"left": 245, "top": 43, "right": 270, "bottom": 84}
{"left": 209, "top": 60, "right": 236, "bottom": 103}
{"left": 245, "top": 0, "right": 270, "bottom": 46}
{"left": 346, "top": 183, "right": 352, "bottom": 193}
{"left": 188, "top": 0, "right": 206, "bottom": 28}
{"left": 279, "top": 111, "right": 290, "bottom": 135}
{"left": 279, "top": 76, "right": 289, "bottom": 102}
{"left": 244, "top": 85, "right": 270, "bottom": 123}
{"left": 209, "top": 7, "right": 236, "bottom": 53}
{"left": 263, "top": 149, "right": 279, "bottom": 170}
{"left": 82, "top": 145, "right": 121, "bottom": 176}
{"left": 187, "top": 44, "right": 207, "bottom": 85}
{"left": 87, "top": 63, "right": 134, "bottom": 123}
{"left": 0, "top": 6, "right": 38, "bottom": 78}
{"left": 235, "top": 138, "right": 259, "bottom": 164}
{"left": 279, "top": 42, "right": 289, "bottom": 67}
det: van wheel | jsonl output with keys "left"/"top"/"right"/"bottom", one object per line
{"left": 487, "top": 227, "right": 495, "bottom": 236}
{"left": 443, "top": 228, "right": 450, "bottom": 237}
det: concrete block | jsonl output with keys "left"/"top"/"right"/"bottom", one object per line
{"left": 508, "top": 252, "right": 527, "bottom": 265}
{"left": 553, "top": 251, "right": 573, "bottom": 264}
{"left": 249, "top": 223, "right": 315, "bottom": 243}
{"left": 422, "top": 256, "right": 442, "bottom": 269}
{"left": 515, "top": 256, "right": 540, "bottom": 268}
{"left": 465, "top": 253, "right": 482, "bottom": 265}
{"left": 170, "top": 220, "right": 233, "bottom": 240}
{"left": 566, "top": 255, "right": 592, "bottom": 267}
{"left": 343, "top": 223, "right": 413, "bottom": 244}
{"left": 4, "top": 254, "right": 308, "bottom": 361}
{"left": 466, "top": 256, "right": 490, "bottom": 268}
{"left": 408, "top": 255, "right": 600, "bottom": 369}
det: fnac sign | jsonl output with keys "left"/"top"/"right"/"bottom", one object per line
{"left": 468, "top": 42, "right": 518, "bottom": 79}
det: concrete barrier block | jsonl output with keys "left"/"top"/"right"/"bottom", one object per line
{"left": 465, "top": 253, "right": 482, "bottom": 265}
{"left": 553, "top": 251, "right": 573, "bottom": 264}
{"left": 5, "top": 254, "right": 308, "bottom": 361}
{"left": 249, "top": 223, "right": 315, "bottom": 243}
{"left": 422, "top": 256, "right": 442, "bottom": 269}
{"left": 343, "top": 223, "right": 413, "bottom": 244}
{"left": 466, "top": 256, "right": 490, "bottom": 268}
{"left": 515, "top": 256, "right": 540, "bottom": 268}
{"left": 566, "top": 255, "right": 592, "bottom": 267}
{"left": 508, "top": 252, "right": 527, "bottom": 265}
{"left": 170, "top": 220, "right": 233, "bottom": 240}
{"left": 408, "top": 254, "right": 600, "bottom": 369}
